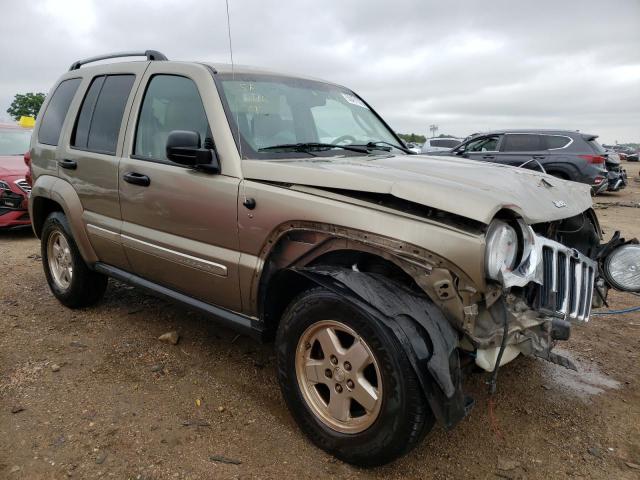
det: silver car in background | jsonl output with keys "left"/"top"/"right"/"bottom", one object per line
{"left": 421, "top": 137, "right": 462, "bottom": 153}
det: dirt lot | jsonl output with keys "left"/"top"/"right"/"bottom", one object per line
{"left": 2, "top": 164, "right": 640, "bottom": 480}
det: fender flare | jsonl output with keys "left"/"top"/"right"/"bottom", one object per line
{"left": 30, "top": 175, "right": 98, "bottom": 264}
{"left": 292, "top": 266, "right": 471, "bottom": 428}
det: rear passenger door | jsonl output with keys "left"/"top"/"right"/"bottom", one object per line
{"left": 498, "top": 133, "right": 547, "bottom": 170}
{"left": 118, "top": 63, "right": 242, "bottom": 312}
{"left": 58, "top": 63, "right": 147, "bottom": 270}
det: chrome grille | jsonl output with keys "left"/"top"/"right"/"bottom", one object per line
{"left": 15, "top": 179, "right": 31, "bottom": 194}
{"left": 539, "top": 245, "right": 596, "bottom": 322}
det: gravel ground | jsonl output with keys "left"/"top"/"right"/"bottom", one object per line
{"left": 1, "top": 163, "right": 639, "bottom": 479}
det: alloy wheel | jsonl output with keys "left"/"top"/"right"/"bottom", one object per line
{"left": 295, "top": 320, "right": 382, "bottom": 434}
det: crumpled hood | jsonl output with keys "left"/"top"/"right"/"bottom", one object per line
{"left": 0, "top": 155, "right": 27, "bottom": 177}
{"left": 242, "top": 154, "right": 593, "bottom": 225}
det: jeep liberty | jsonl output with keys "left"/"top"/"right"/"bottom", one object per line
{"left": 28, "top": 51, "right": 640, "bottom": 466}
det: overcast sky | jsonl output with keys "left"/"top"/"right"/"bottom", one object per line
{"left": 1, "top": 0, "right": 639, "bottom": 143}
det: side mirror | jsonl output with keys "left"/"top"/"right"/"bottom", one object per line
{"left": 166, "top": 130, "right": 220, "bottom": 173}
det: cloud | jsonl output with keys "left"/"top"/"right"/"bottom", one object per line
{"left": 1, "top": 0, "right": 638, "bottom": 143}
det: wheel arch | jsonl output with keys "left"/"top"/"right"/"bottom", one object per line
{"left": 29, "top": 176, "right": 98, "bottom": 263}
{"left": 543, "top": 160, "right": 581, "bottom": 180}
{"left": 254, "top": 221, "right": 479, "bottom": 339}
{"left": 261, "top": 248, "right": 417, "bottom": 339}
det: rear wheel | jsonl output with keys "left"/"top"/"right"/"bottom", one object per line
{"left": 41, "top": 212, "right": 107, "bottom": 308}
{"left": 276, "top": 287, "right": 434, "bottom": 466}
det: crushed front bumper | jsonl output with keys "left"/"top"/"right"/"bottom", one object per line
{"left": 475, "top": 227, "right": 598, "bottom": 371}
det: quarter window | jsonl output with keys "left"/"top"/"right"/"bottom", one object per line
{"left": 501, "top": 134, "right": 543, "bottom": 152}
{"left": 38, "top": 78, "right": 81, "bottom": 146}
{"left": 134, "top": 75, "right": 210, "bottom": 162}
{"left": 72, "top": 74, "right": 135, "bottom": 155}
{"left": 542, "top": 135, "right": 571, "bottom": 150}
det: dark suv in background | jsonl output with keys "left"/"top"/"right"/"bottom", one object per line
{"left": 441, "top": 129, "right": 613, "bottom": 194}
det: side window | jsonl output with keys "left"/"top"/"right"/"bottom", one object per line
{"left": 543, "top": 135, "right": 571, "bottom": 150}
{"left": 72, "top": 74, "right": 135, "bottom": 155}
{"left": 466, "top": 135, "right": 501, "bottom": 152}
{"left": 431, "top": 139, "right": 461, "bottom": 148}
{"left": 501, "top": 134, "right": 543, "bottom": 152}
{"left": 38, "top": 78, "right": 82, "bottom": 146}
{"left": 134, "top": 75, "right": 209, "bottom": 162}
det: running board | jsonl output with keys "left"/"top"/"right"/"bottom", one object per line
{"left": 93, "top": 262, "right": 264, "bottom": 341}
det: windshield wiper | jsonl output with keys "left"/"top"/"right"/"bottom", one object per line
{"left": 258, "top": 142, "right": 369, "bottom": 154}
{"left": 351, "top": 141, "right": 414, "bottom": 154}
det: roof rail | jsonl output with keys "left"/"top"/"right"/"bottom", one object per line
{"left": 69, "top": 50, "right": 168, "bottom": 71}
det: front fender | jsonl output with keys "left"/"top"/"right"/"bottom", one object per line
{"left": 293, "top": 266, "right": 471, "bottom": 429}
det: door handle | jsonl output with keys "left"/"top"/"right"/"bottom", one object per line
{"left": 123, "top": 172, "right": 151, "bottom": 187}
{"left": 482, "top": 155, "right": 495, "bottom": 160}
{"left": 58, "top": 159, "right": 77, "bottom": 170}
{"left": 532, "top": 155, "right": 546, "bottom": 160}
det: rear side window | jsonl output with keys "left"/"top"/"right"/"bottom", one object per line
{"left": 72, "top": 74, "right": 135, "bottom": 155}
{"left": 38, "top": 78, "right": 81, "bottom": 146}
{"left": 134, "top": 75, "right": 209, "bottom": 162}
{"left": 543, "top": 135, "right": 571, "bottom": 150}
{"left": 501, "top": 134, "right": 543, "bottom": 152}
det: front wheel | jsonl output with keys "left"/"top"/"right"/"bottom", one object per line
{"left": 276, "top": 287, "right": 434, "bottom": 466}
{"left": 41, "top": 212, "right": 107, "bottom": 308}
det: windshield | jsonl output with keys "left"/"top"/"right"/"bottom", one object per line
{"left": 215, "top": 73, "right": 401, "bottom": 159}
{"left": 0, "top": 128, "right": 31, "bottom": 156}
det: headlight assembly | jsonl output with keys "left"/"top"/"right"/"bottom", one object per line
{"left": 485, "top": 220, "right": 519, "bottom": 281}
{"left": 603, "top": 244, "right": 640, "bottom": 292}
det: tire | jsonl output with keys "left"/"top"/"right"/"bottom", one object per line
{"left": 276, "top": 287, "right": 434, "bottom": 466}
{"left": 41, "top": 211, "right": 107, "bottom": 308}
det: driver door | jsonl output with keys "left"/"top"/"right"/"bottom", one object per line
{"left": 118, "top": 63, "right": 242, "bottom": 311}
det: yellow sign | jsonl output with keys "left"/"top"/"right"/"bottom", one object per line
{"left": 19, "top": 116, "right": 35, "bottom": 128}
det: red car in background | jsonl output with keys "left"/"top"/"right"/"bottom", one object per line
{"left": 0, "top": 123, "right": 32, "bottom": 228}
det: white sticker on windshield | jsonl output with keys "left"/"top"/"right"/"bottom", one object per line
{"left": 341, "top": 92, "right": 367, "bottom": 108}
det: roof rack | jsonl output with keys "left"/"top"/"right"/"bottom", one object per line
{"left": 69, "top": 50, "right": 168, "bottom": 71}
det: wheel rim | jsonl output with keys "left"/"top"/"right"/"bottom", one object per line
{"left": 295, "top": 320, "right": 382, "bottom": 434}
{"left": 47, "top": 230, "right": 73, "bottom": 290}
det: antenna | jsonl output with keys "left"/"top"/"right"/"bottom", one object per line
{"left": 225, "top": 0, "right": 235, "bottom": 70}
{"left": 225, "top": 0, "right": 243, "bottom": 163}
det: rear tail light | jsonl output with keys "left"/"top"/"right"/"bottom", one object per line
{"left": 24, "top": 150, "right": 32, "bottom": 187}
{"left": 594, "top": 176, "right": 604, "bottom": 185}
{"left": 579, "top": 154, "right": 605, "bottom": 164}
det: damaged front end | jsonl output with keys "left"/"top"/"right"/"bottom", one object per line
{"left": 472, "top": 210, "right": 638, "bottom": 376}
{"left": 473, "top": 215, "right": 598, "bottom": 373}
{"left": 263, "top": 212, "right": 638, "bottom": 432}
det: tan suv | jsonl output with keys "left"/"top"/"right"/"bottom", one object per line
{"left": 28, "top": 51, "right": 639, "bottom": 466}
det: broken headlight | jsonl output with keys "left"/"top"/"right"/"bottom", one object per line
{"left": 485, "top": 220, "right": 518, "bottom": 280}
{"left": 603, "top": 244, "right": 640, "bottom": 292}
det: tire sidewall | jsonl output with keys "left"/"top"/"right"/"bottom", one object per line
{"left": 41, "top": 212, "right": 85, "bottom": 302}
{"left": 276, "top": 288, "right": 427, "bottom": 464}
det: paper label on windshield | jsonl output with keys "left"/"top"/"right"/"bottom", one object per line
{"left": 342, "top": 92, "right": 367, "bottom": 108}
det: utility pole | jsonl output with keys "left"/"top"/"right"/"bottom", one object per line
{"left": 429, "top": 124, "right": 439, "bottom": 137}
